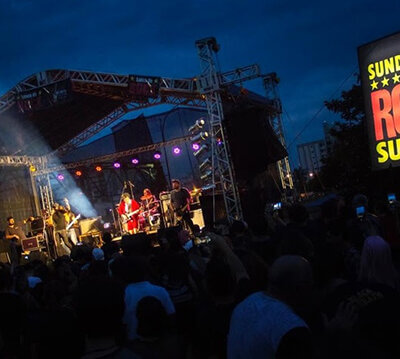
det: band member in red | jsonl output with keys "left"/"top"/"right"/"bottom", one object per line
{"left": 118, "top": 193, "right": 140, "bottom": 234}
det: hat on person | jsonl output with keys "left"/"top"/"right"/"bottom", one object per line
{"left": 92, "top": 248, "right": 105, "bottom": 261}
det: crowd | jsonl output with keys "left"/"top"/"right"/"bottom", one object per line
{"left": 1, "top": 193, "right": 400, "bottom": 358}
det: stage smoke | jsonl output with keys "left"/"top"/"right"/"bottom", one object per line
{"left": 0, "top": 113, "right": 97, "bottom": 218}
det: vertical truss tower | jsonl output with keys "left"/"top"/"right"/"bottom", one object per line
{"left": 263, "top": 73, "right": 293, "bottom": 194}
{"left": 195, "top": 37, "right": 243, "bottom": 222}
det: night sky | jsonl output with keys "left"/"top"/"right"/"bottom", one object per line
{"left": 1, "top": 0, "right": 400, "bottom": 165}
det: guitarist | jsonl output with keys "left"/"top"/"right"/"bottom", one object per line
{"left": 118, "top": 193, "right": 140, "bottom": 234}
{"left": 170, "top": 179, "right": 196, "bottom": 233}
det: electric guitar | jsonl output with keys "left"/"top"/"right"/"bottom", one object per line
{"left": 174, "top": 204, "right": 190, "bottom": 221}
{"left": 121, "top": 208, "right": 141, "bottom": 224}
{"left": 66, "top": 214, "right": 81, "bottom": 231}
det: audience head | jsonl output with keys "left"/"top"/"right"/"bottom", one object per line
{"left": 268, "top": 255, "right": 313, "bottom": 307}
{"left": 110, "top": 255, "right": 148, "bottom": 284}
{"left": 92, "top": 248, "right": 104, "bottom": 261}
{"left": 136, "top": 296, "right": 169, "bottom": 339}
{"left": 102, "top": 232, "right": 112, "bottom": 244}
{"left": 352, "top": 194, "right": 368, "bottom": 210}
{"left": 288, "top": 204, "right": 309, "bottom": 225}
{"left": 359, "top": 236, "right": 399, "bottom": 290}
{"left": 205, "top": 255, "right": 236, "bottom": 300}
{"left": 76, "top": 277, "right": 125, "bottom": 338}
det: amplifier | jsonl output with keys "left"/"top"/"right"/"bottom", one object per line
{"left": 22, "top": 235, "right": 44, "bottom": 252}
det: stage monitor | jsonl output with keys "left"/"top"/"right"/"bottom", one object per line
{"left": 358, "top": 32, "right": 400, "bottom": 170}
{"left": 79, "top": 216, "right": 103, "bottom": 234}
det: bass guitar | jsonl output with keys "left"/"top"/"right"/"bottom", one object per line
{"left": 121, "top": 208, "right": 141, "bottom": 224}
{"left": 174, "top": 204, "right": 190, "bottom": 221}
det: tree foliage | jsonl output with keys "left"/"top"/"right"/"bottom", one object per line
{"left": 320, "top": 84, "right": 371, "bottom": 195}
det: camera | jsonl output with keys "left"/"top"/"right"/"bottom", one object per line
{"left": 388, "top": 193, "right": 396, "bottom": 203}
{"left": 273, "top": 202, "right": 282, "bottom": 211}
{"left": 356, "top": 206, "right": 365, "bottom": 218}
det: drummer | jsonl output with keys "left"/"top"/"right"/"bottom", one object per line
{"left": 140, "top": 188, "right": 159, "bottom": 214}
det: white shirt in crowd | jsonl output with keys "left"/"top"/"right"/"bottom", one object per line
{"left": 123, "top": 281, "right": 175, "bottom": 340}
{"left": 227, "top": 292, "right": 308, "bottom": 359}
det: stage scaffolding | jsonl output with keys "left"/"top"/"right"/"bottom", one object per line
{"left": 0, "top": 37, "right": 292, "bottom": 222}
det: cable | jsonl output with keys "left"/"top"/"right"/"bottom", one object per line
{"left": 286, "top": 66, "right": 358, "bottom": 150}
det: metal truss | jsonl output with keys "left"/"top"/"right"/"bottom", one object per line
{"left": 263, "top": 73, "right": 293, "bottom": 192}
{"left": 219, "top": 64, "right": 260, "bottom": 86}
{"left": 38, "top": 174, "right": 54, "bottom": 214}
{"left": 0, "top": 54, "right": 272, "bottom": 217}
{"left": 35, "top": 136, "right": 192, "bottom": 176}
{"left": 196, "top": 37, "right": 243, "bottom": 223}
{"left": 0, "top": 155, "right": 43, "bottom": 166}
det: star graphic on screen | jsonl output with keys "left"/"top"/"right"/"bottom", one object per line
{"left": 370, "top": 80, "right": 379, "bottom": 90}
{"left": 381, "top": 77, "right": 389, "bottom": 87}
{"left": 393, "top": 73, "right": 400, "bottom": 84}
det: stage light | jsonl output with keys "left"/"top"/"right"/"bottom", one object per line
{"left": 192, "top": 143, "right": 200, "bottom": 151}
{"left": 216, "top": 137, "right": 223, "bottom": 146}
{"left": 172, "top": 146, "right": 181, "bottom": 155}
{"left": 57, "top": 174, "right": 64, "bottom": 181}
{"left": 103, "top": 222, "right": 111, "bottom": 229}
{"left": 75, "top": 170, "right": 82, "bottom": 177}
{"left": 191, "top": 131, "right": 208, "bottom": 142}
{"left": 29, "top": 165, "right": 36, "bottom": 172}
{"left": 194, "top": 144, "right": 208, "bottom": 157}
{"left": 95, "top": 166, "right": 102, "bottom": 172}
{"left": 131, "top": 158, "right": 139, "bottom": 165}
{"left": 309, "top": 172, "right": 314, "bottom": 178}
{"left": 200, "top": 170, "right": 212, "bottom": 181}
{"left": 113, "top": 162, "right": 121, "bottom": 169}
{"left": 199, "top": 158, "right": 211, "bottom": 171}
{"left": 201, "top": 183, "right": 216, "bottom": 191}
{"left": 188, "top": 118, "right": 206, "bottom": 133}
{"left": 153, "top": 151, "right": 161, "bottom": 160}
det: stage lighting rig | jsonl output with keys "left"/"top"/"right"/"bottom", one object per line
{"left": 188, "top": 118, "right": 206, "bottom": 133}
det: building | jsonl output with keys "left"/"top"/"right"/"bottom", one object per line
{"left": 297, "top": 121, "right": 335, "bottom": 174}
{"left": 297, "top": 140, "right": 327, "bottom": 173}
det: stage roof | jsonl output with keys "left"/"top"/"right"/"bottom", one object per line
{"left": 0, "top": 67, "right": 276, "bottom": 157}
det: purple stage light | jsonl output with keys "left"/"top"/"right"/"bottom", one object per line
{"left": 173, "top": 146, "right": 181, "bottom": 155}
{"left": 192, "top": 143, "right": 200, "bottom": 151}
{"left": 57, "top": 174, "right": 64, "bottom": 181}
{"left": 131, "top": 158, "right": 139, "bottom": 165}
{"left": 153, "top": 152, "right": 161, "bottom": 160}
{"left": 113, "top": 162, "right": 121, "bottom": 168}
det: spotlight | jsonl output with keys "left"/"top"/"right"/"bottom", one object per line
{"left": 194, "top": 144, "right": 208, "bottom": 157}
{"left": 200, "top": 170, "right": 212, "bottom": 181}
{"left": 75, "top": 170, "right": 82, "bottom": 177}
{"left": 131, "top": 158, "right": 139, "bottom": 165}
{"left": 153, "top": 151, "right": 162, "bottom": 160}
{"left": 190, "top": 131, "right": 208, "bottom": 142}
{"left": 188, "top": 118, "right": 206, "bottom": 133}
{"left": 192, "top": 143, "right": 200, "bottom": 151}
{"left": 309, "top": 172, "right": 314, "bottom": 178}
{"left": 216, "top": 137, "right": 223, "bottom": 146}
{"left": 95, "top": 166, "right": 102, "bottom": 172}
{"left": 172, "top": 146, "right": 181, "bottom": 155}
{"left": 29, "top": 165, "right": 36, "bottom": 172}
{"left": 57, "top": 174, "right": 64, "bottom": 181}
{"left": 199, "top": 158, "right": 211, "bottom": 171}
{"left": 113, "top": 162, "right": 121, "bottom": 169}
